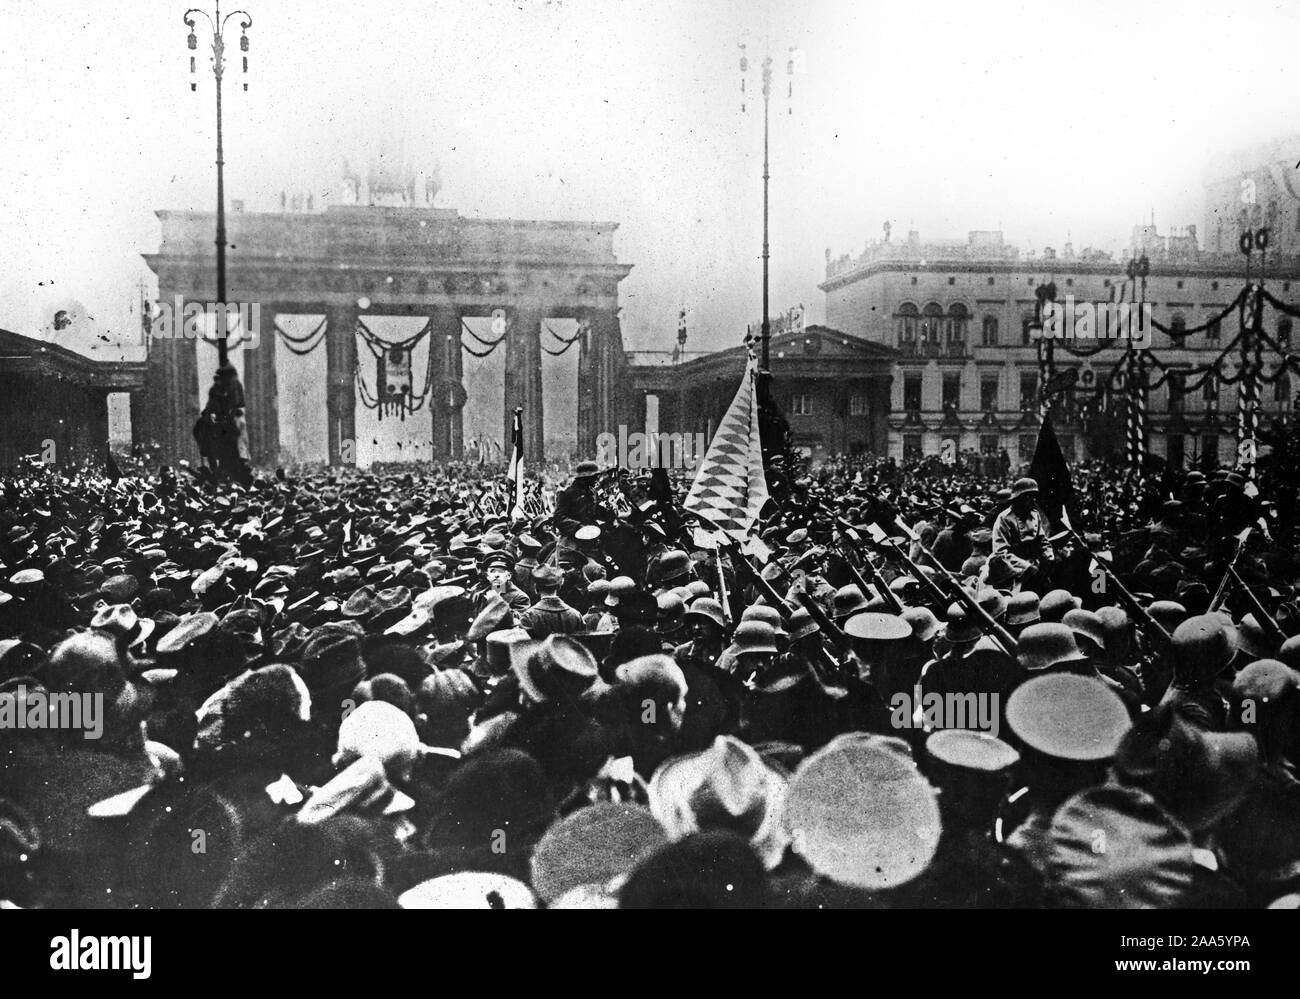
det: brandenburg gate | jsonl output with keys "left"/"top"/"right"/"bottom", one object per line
{"left": 142, "top": 204, "right": 633, "bottom": 466}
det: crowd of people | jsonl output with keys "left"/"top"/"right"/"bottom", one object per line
{"left": 1, "top": 447, "right": 1297, "bottom": 909}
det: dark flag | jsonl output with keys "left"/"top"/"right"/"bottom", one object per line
{"left": 105, "top": 443, "right": 122, "bottom": 484}
{"left": 1028, "top": 416, "right": 1077, "bottom": 528}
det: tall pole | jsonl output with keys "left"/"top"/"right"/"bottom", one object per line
{"left": 760, "top": 55, "right": 771, "bottom": 384}
{"left": 214, "top": 22, "right": 227, "bottom": 370}
{"left": 186, "top": 3, "right": 251, "bottom": 376}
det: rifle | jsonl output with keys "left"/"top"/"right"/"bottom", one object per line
{"left": 1207, "top": 528, "right": 1250, "bottom": 615}
{"left": 831, "top": 524, "right": 905, "bottom": 615}
{"left": 1223, "top": 564, "right": 1287, "bottom": 648}
{"left": 1062, "top": 526, "right": 1172, "bottom": 648}
{"left": 730, "top": 547, "right": 850, "bottom": 696}
{"left": 879, "top": 518, "right": 1020, "bottom": 657}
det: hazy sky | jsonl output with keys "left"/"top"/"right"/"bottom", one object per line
{"left": 4, "top": 0, "right": 1300, "bottom": 363}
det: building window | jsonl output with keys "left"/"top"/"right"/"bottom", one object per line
{"left": 981, "top": 435, "right": 1000, "bottom": 455}
{"left": 982, "top": 315, "right": 999, "bottom": 345}
{"left": 1020, "top": 372, "right": 1038, "bottom": 412}
{"left": 1203, "top": 373, "right": 1219, "bottom": 409}
{"left": 948, "top": 276, "right": 955, "bottom": 285}
{"left": 1206, "top": 318, "right": 1220, "bottom": 342}
{"left": 1275, "top": 373, "right": 1290, "bottom": 403}
{"left": 849, "top": 394, "right": 868, "bottom": 416}
{"left": 1211, "top": 281, "right": 1219, "bottom": 291}
{"left": 791, "top": 393, "right": 813, "bottom": 416}
{"left": 980, "top": 376, "right": 999, "bottom": 412}
{"left": 1167, "top": 434, "right": 1184, "bottom": 469}
{"left": 911, "top": 276, "right": 918, "bottom": 285}
{"left": 942, "top": 373, "right": 961, "bottom": 412}
{"left": 1018, "top": 434, "right": 1037, "bottom": 461}
{"left": 903, "top": 434, "right": 923, "bottom": 462}
{"left": 903, "top": 373, "right": 922, "bottom": 413}
{"left": 895, "top": 303, "right": 919, "bottom": 353}
{"left": 921, "top": 303, "right": 944, "bottom": 350}
{"left": 1021, "top": 316, "right": 1035, "bottom": 345}
{"left": 1176, "top": 280, "right": 1184, "bottom": 289}
{"left": 1170, "top": 314, "right": 1186, "bottom": 336}
{"left": 1280, "top": 318, "right": 1293, "bottom": 346}
{"left": 1059, "top": 435, "right": 1076, "bottom": 461}
{"left": 947, "top": 303, "right": 969, "bottom": 353}
{"left": 987, "top": 277, "right": 995, "bottom": 286}
{"left": 1168, "top": 371, "right": 1185, "bottom": 413}
{"left": 1201, "top": 434, "right": 1219, "bottom": 466}
{"left": 1066, "top": 278, "right": 1073, "bottom": 287}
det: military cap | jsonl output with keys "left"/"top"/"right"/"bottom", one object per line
{"left": 574, "top": 525, "right": 602, "bottom": 543}
{"left": 651, "top": 550, "right": 691, "bottom": 584}
{"left": 925, "top": 729, "right": 1019, "bottom": 772}
{"left": 1038, "top": 589, "right": 1082, "bottom": 622}
{"left": 531, "top": 565, "right": 563, "bottom": 589}
{"left": 843, "top": 611, "right": 912, "bottom": 643}
{"left": 483, "top": 627, "right": 537, "bottom": 677}
{"left": 1062, "top": 608, "right": 1107, "bottom": 655}
{"left": 1005, "top": 673, "right": 1131, "bottom": 761}
{"left": 1006, "top": 591, "right": 1041, "bottom": 628}
{"left": 901, "top": 605, "right": 940, "bottom": 642}
{"left": 786, "top": 607, "right": 819, "bottom": 642}
{"left": 1147, "top": 599, "right": 1189, "bottom": 634}
{"left": 100, "top": 573, "right": 139, "bottom": 602}
{"left": 1170, "top": 614, "right": 1234, "bottom": 683}
{"left": 729, "top": 620, "right": 778, "bottom": 654}
{"left": 684, "top": 597, "right": 727, "bottom": 630}
{"left": 831, "top": 584, "right": 871, "bottom": 621}
{"left": 481, "top": 550, "right": 513, "bottom": 573}
{"left": 942, "top": 602, "right": 982, "bottom": 645}
{"left": 605, "top": 575, "right": 637, "bottom": 606}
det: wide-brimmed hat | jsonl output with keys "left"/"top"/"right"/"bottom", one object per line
{"left": 1113, "top": 703, "right": 1259, "bottom": 832}
{"left": 1046, "top": 784, "right": 1200, "bottom": 908}
{"left": 398, "top": 872, "right": 537, "bottom": 909}
{"left": 529, "top": 803, "right": 668, "bottom": 904}
{"left": 513, "top": 634, "right": 600, "bottom": 704}
{"left": 783, "top": 732, "right": 941, "bottom": 891}
{"left": 648, "top": 735, "right": 789, "bottom": 870}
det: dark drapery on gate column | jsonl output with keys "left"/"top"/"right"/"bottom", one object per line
{"left": 504, "top": 308, "right": 545, "bottom": 460}
{"left": 325, "top": 305, "right": 358, "bottom": 466}
{"left": 428, "top": 306, "right": 464, "bottom": 463}
{"left": 244, "top": 305, "right": 280, "bottom": 467}
{"left": 142, "top": 286, "right": 201, "bottom": 465}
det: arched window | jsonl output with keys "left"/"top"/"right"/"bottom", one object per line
{"left": 947, "top": 303, "right": 969, "bottom": 341}
{"left": 982, "top": 315, "right": 999, "bottom": 346}
{"left": 895, "top": 302, "right": 919, "bottom": 352}
{"left": 1021, "top": 314, "right": 1036, "bottom": 345}
{"left": 921, "top": 303, "right": 944, "bottom": 349}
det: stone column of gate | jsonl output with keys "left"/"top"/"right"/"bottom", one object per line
{"left": 504, "top": 308, "right": 545, "bottom": 460}
{"left": 324, "top": 304, "right": 358, "bottom": 466}
{"left": 143, "top": 284, "right": 201, "bottom": 464}
{"left": 585, "top": 308, "right": 623, "bottom": 454}
{"left": 427, "top": 306, "right": 461, "bottom": 464}
{"left": 243, "top": 304, "right": 281, "bottom": 467}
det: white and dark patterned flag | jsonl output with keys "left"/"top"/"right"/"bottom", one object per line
{"left": 683, "top": 354, "right": 768, "bottom": 540}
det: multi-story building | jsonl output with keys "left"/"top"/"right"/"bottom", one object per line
{"left": 818, "top": 224, "right": 1299, "bottom": 468}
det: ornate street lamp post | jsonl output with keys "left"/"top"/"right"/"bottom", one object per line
{"left": 184, "top": 3, "right": 251, "bottom": 373}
